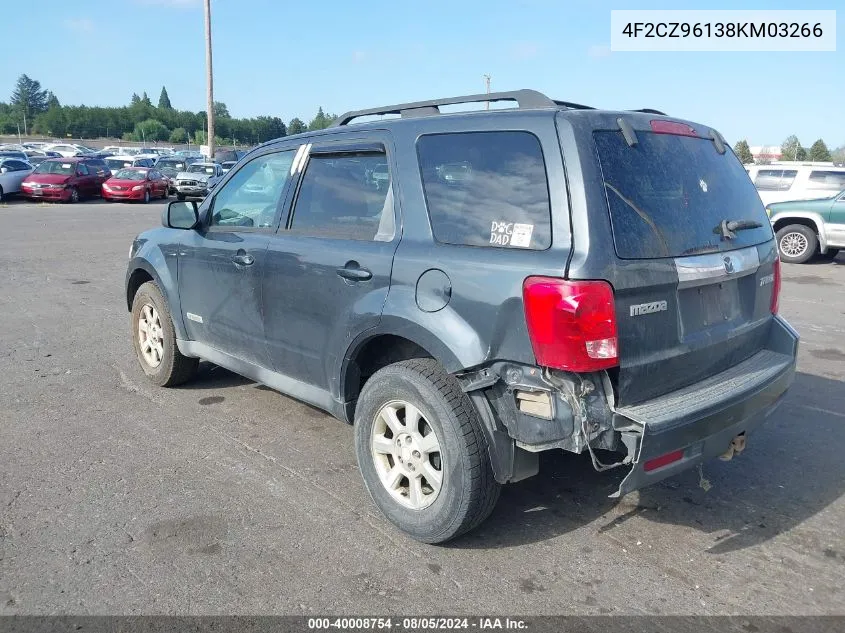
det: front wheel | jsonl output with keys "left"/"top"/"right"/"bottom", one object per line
{"left": 142, "top": 189, "right": 151, "bottom": 204}
{"left": 68, "top": 187, "right": 80, "bottom": 204}
{"left": 776, "top": 224, "right": 817, "bottom": 264}
{"left": 131, "top": 281, "right": 198, "bottom": 387}
{"left": 354, "top": 359, "right": 500, "bottom": 543}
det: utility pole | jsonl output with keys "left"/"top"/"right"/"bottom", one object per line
{"left": 483, "top": 74, "right": 491, "bottom": 110}
{"left": 204, "top": 0, "right": 215, "bottom": 160}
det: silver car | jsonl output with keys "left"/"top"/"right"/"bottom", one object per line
{"left": 174, "top": 162, "right": 223, "bottom": 200}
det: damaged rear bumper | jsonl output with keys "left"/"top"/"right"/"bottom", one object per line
{"left": 462, "top": 316, "right": 798, "bottom": 494}
{"left": 612, "top": 315, "right": 798, "bottom": 497}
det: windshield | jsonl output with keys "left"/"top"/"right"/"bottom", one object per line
{"left": 34, "top": 161, "right": 75, "bottom": 175}
{"left": 107, "top": 159, "right": 133, "bottom": 170}
{"left": 157, "top": 160, "right": 185, "bottom": 170}
{"left": 188, "top": 164, "right": 214, "bottom": 174}
{"left": 594, "top": 130, "right": 772, "bottom": 259}
{"left": 113, "top": 169, "right": 147, "bottom": 180}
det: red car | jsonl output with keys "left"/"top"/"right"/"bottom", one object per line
{"left": 20, "top": 157, "right": 109, "bottom": 202}
{"left": 102, "top": 167, "right": 169, "bottom": 203}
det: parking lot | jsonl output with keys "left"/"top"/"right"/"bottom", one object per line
{"left": 0, "top": 198, "right": 843, "bottom": 615}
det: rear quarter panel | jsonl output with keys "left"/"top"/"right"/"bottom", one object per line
{"left": 382, "top": 111, "right": 573, "bottom": 371}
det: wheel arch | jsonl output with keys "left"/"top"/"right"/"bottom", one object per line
{"left": 125, "top": 258, "right": 188, "bottom": 340}
{"left": 771, "top": 212, "right": 828, "bottom": 252}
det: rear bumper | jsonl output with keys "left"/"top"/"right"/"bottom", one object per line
{"left": 611, "top": 315, "right": 798, "bottom": 497}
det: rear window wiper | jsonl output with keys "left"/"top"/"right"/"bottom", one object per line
{"left": 713, "top": 219, "right": 763, "bottom": 240}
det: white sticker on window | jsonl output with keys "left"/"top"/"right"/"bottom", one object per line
{"left": 62, "top": 163, "right": 72, "bottom": 169}
{"left": 510, "top": 223, "right": 534, "bottom": 248}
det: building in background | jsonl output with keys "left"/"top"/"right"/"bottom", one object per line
{"left": 750, "top": 145, "right": 782, "bottom": 163}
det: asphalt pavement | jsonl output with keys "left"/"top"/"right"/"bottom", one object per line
{"left": 1, "top": 198, "right": 844, "bottom": 615}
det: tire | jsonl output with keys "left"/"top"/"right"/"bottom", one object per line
{"left": 131, "top": 281, "right": 198, "bottom": 387}
{"left": 68, "top": 187, "right": 79, "bottom": 204}
{"left": 0, "top": 185, "right": 4, "bottom": 202}
{"left": 143, "top": 189, "right": 150, "bottom": 204}
{"left": 817, "top": 248, "right": 840, "bottom": 262}
{"left": 160, "top": 188, "right": 168, "bottom": 200}
{"left": 776, "top": 224, "right": 817, "bottom": 264}
{"left": 354, "top": 358, "right": 500, "bottom": 543}
{"left": 176, "top": 193, "right": 185, "bottom": 201}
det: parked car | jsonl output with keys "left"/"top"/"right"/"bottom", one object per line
{"left": 155, "top": 157, "right": 201, "bottom": 193}
{"left": 747, "top": 164, "right": 845, "bottom": 205}
{"left": 0, "top": 157, "right": 34, "bottom": 201}
{"left": 102, "top": 167, "right": 169, "bottom": 203}
{"left": 106, "top": 156, "right": 155, "bottom": 172}
{"left": 220, "top": 160, "right": 238, "bottom": 174}
{"left": 173, "top": 162, "right": 223, "bottom": 200}
{"left": 21, "top": 157, "right": 109, "bottom": 202}
{"left": 42, "top": 143, "right": 92, "bottom": 158}
{"left": 125, "top": 89, "right": 797, "bottom": 543}
{"left": 766, "top": 189, "right": 845, "bottom": 263}
{"left": 0, "top": 150, "right": 29, "bottom": 161}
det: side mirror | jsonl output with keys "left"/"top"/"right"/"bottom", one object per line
{"left": 165, "top": 200, "right": 199, "bottom": 229}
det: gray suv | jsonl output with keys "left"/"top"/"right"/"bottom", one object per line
{"left": 125, "top": 90, "right": 798, "bottom": 543}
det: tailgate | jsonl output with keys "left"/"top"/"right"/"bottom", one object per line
{"left": 590, "top": 122, "right": 778, "bottom": 405}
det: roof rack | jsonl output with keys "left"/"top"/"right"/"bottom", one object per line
{"left": 333, "top": 89, "right": 557, "bottom": 126}
{"left": 631, "top": 108, "right": 668, "bottom": 115}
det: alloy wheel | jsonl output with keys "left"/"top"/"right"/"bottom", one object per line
{"left": 371, "top": 400, "right": 443, "bottom": 510}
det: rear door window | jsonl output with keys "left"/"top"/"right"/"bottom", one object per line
{"left": 289, "top": 153, "right": 395, "bottom": 242}
{"left": 594, "top": 130, "right": 772, "bottom": 259}
{"left": 417, "top": 131, "right": 551, "bottom": 249}
{"left": 754, "top": 169, "right": 798, "bottom": 191}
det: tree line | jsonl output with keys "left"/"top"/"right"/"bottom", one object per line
{"left": 0, "top": 74, "right": 339, "bottom": 146}
{"left": 733, "top": 136, "right": 845, "bottom": 165}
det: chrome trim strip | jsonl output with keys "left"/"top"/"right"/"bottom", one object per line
{"left": 675, "top": 246, "right": 760, "bottom": 289}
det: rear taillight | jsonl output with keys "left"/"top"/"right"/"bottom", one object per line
{"left": 771, "top": 257, "right": 781, "bottom": 315}
{"left": 650, "top": 120, "right": 698, "bottom": 137}
{"left": 522, "top": 277, "right": 619, "bottom": 373}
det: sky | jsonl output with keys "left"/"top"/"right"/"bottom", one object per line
{"left": 1, "top": 0, "right": 842, "bottom": 148}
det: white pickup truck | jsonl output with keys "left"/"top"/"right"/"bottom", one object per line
{"left": 174, "top": 162, "right": 223, "bottom": 200}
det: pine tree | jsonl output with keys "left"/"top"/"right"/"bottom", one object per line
{"left": 808, "top": 139, "right": 831, "bottom": 162}
{"left": 733, "top": 139, "right": 754, "bottom": 164}
{"left": 158, "top": 86, "right": 172, "bottom": 110}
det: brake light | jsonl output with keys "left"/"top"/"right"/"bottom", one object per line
{"left": 643, "top": 449, "right": 684, "bottom": 472}
{"left": 522, "top": 277, "right": 618, "bottom": 372}
{"left": 650, "top": 120, "right": 698, "bottom": 137}
{"left": 771, "top": 257, "right": 781, "bottom": 315}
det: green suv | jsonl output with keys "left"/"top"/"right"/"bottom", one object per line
{"left": 767, "top": 189, "right": 845, "bottom": 263}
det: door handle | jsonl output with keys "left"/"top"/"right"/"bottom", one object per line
{"left": 336, "top": 264, "right": 372, "bottom": 282}
{"left": 232, "top": 253, "right": 255, "bottom": 266}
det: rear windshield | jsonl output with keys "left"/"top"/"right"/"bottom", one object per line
{"left": 594, "top": 130, "right": 772, "bottom": 259}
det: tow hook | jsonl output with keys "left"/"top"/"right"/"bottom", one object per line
{"left": 718, "top": 433, "right": 747, "bottom": 462}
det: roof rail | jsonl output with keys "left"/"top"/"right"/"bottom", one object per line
{"left": 553, "top": 100, "right": 595, "bottom": 110}
{"left": 333, "top": 89, "right": 556, "bottom": 126}
{"left": 631, "top": 108, "right": 668, "bottom": 115}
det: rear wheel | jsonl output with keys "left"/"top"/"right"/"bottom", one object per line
{"left": 131, "top": 281, "right": 198, "bottom": 387}
{"left": 354, "top": 359, "right": 500, "bottom": 543}
{"left": 776, "top": 224, "right": 817, "bottom": 264}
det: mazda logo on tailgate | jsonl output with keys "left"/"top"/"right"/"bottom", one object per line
{"left": 724, "top": 256, "right": 734, "bottom": 274}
